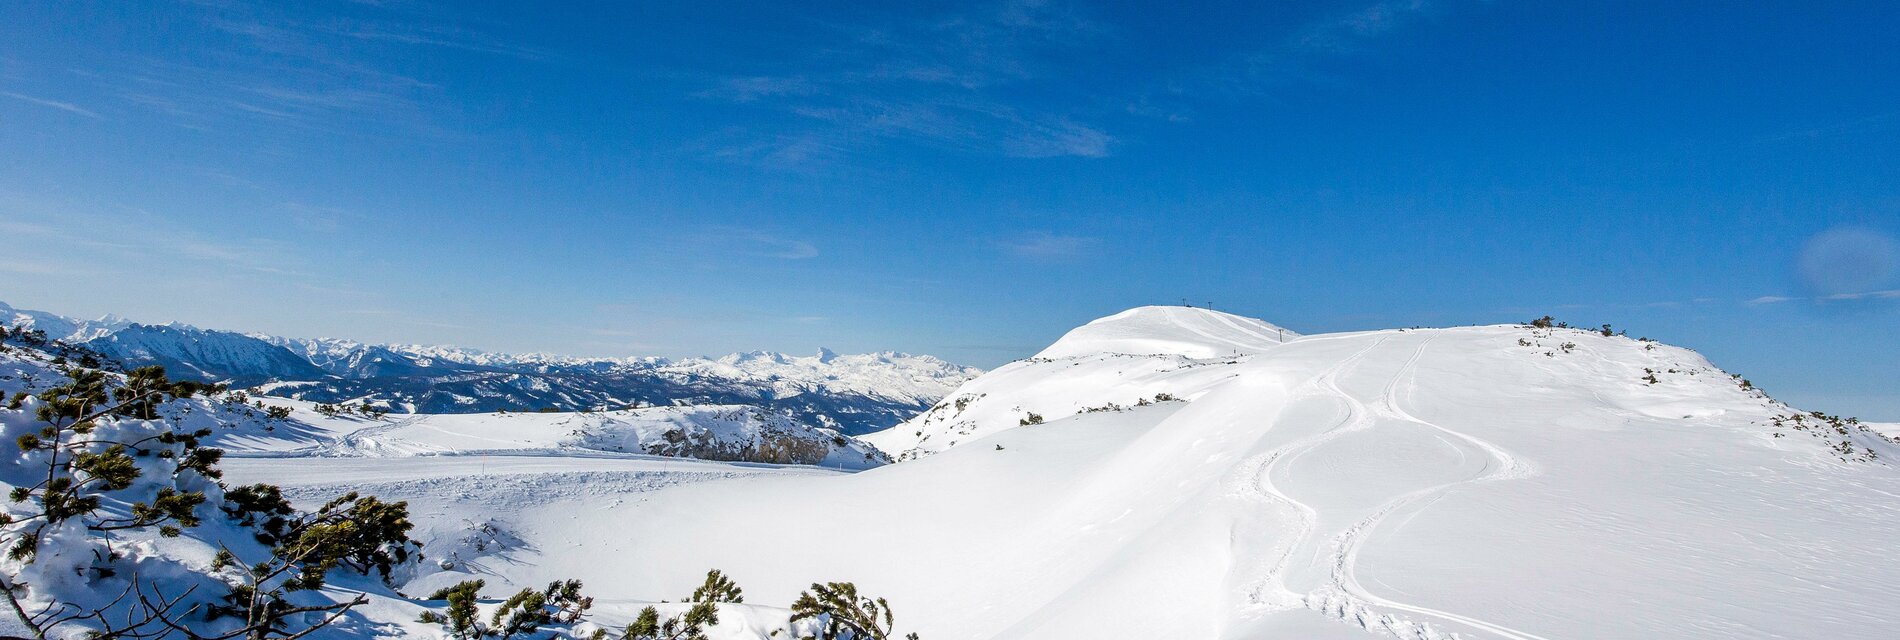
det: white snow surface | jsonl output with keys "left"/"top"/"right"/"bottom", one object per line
{"left": 1032, "top": 305, "right": 1297, "bottom": 360}
{"left": 9, "top": 306, "right": 1900, "bottom": 639}
{"left": 210, "top": 400, "right": 888, "bottom": 470}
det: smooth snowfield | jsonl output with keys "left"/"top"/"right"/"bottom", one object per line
{"left": 216, "top": 307, "right": 1900, "bottom": 639}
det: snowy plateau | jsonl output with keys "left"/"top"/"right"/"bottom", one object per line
{"left": 3, "top": 304, "right": 1898, "bottom": 639}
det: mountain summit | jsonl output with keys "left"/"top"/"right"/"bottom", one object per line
{"left": 1034, "top": 305, "right": 1297, "bottom": 360}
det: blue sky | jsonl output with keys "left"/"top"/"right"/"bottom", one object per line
{"left": 1, "top": 1, "right": 1897, "bottom": 418}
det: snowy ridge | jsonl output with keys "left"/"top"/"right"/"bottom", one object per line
{"left": 1, "top": 301, "right": 980, "bottom": 434}
{"left": 1033, "top": 305, "right": 1296, "bottom": 359}
{"left": 0, "top": 300, "right": 129, "bottom": 343}
{"left": 868, "top": 306, "right": 1298, "bottom": 459}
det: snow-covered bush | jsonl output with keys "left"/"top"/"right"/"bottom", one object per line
{"left": 420, "top": 578, "right": 594, "bottom": 639}
{"left": 791, "top": 582, "right": 919, "bottom": 640}
{"left": 687, "top": 569, "right": 743, "bottom": 604}
{"left": 0, "top": 349, "right": 421, "bottom": 639}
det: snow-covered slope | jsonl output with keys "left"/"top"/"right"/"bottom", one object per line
{"left": 85, "top": 323, "right": 332, "bottom": 385}
{"left": 411, "top": 307, "right": 1894, "bottom": 639}
{"left": 1033, "top": 305, "right": 1296, "bottom": 359}
{"left": 866, "top": 305, "right": 1296, "bottom": 459}
{"left": 0, "top": 300, "right": 128, "bottom": 343}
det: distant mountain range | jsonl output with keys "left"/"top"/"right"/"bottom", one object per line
{"left": 0, "top": 301, "right": 980, "bottom": 434}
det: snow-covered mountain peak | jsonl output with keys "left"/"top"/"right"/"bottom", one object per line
{"left": 1, "top": 300, "right": 124, "bottom": 342}
{"left": 0, "top": 301, "right": 980, "bottom": 433}
{"left": 718, "top": 350, "right": 790, "bottom": 365}
{"left": 1033, "top": 305, "right": 1298, "bottom": 360}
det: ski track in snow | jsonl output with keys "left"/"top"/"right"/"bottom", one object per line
{"left": 1233, "top": 336, "right": 1388, "bottom": 614}
{"left": 1322, "top": 338, "right": 1550, "bottom": 640}
{"left": 329, "top": 413, "right": 429, "bottom": 456}
{"left": 1242, "top": 335, "right": 1550, "bottom": 640}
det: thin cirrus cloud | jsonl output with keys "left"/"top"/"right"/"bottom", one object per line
{"left": 692, "top": 0, "right": 1448, "bottom": 164}
{"left": 70, "top": 5, "right": 547, "bottom": 139}
{"left": 694, "top": 1, "right": 1116, "bottom": 162}
{"left": 319, "top": 22, "right": 551, "bottom": 60}
{"left": 1000, "top": 232, "right": 1100, "bottom": 259}
{"left": 1747, "top": 290, "right": 1900, "bottom": 306}
{"left": 747, "top": 234, "right": 820, "bottom": 260}
{"left": 675, "top": 228, "right": 820, "bottom": 261}
{"left": 1, "top": 91, "right": 102, "bottom": 118}
{"left": 1181, "top": 0, "right": 1442, "bottom": 99}
{"left": 4, "top": 204, "right": 305, "bottom": 278}
{"left": 1291, "top": 0, "right": 1435, "bottom": 53}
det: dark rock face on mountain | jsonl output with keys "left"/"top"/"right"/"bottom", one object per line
{"left": 83, "top": 324, "right": 330, "bottom": 386}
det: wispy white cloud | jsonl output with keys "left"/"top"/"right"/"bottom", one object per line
{"left": 1292, "top": 0, "right": 1433, "bottom": 53}
{"left": 696, "top": 76, "right": 817, "bottom": 103}
{"left": 1125, "top": 96, "right": 1192, "bottom": 123}
{"left": 1823, "top": 289, "right": 1900, "bottom": 301}
{"left": 696, "top": 0, "right": 1117, "bottom": 162}
{"left": 702, "top": 130, "right": 854, "bottom": 168}
{"left": 742, "top": 233, "right": 820, "bottom": 260}
{"left": 1000, "top": 231, "right": 1099, "bottom": 259}
{"left": 279, "top": 202, "right": 363, "bottom": 232}
{"left": 669, "top": 226, "right": 822, "bottom": 260}
{"left": 1798, "top": 227, "right": 1896, "bottom": 296}
{"left": 73, "top": 3, "right": 547, "bottom": 139}
{"left": 321, "top": 21, "right": 549, "bottom": 60}
{"left": 1, "top": 91, "right": 102, "bottom": 118}
{"left": 0, "top": 260, "right": 64, "bottom": 275}
{"left": 6, "top": 203, "right": 305, "bottom": 277}
{"left": 0, "top": 219, "right": 55, "bottom": 236}
{"left": 1002, "top": 117, "right": 1112, "bottom": 158}
{"left": 1187, "top": 0, "right": 1445, "bottom": 97}
{"left": 1747, "top": 290, "right": 1900, "bottom": 306}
